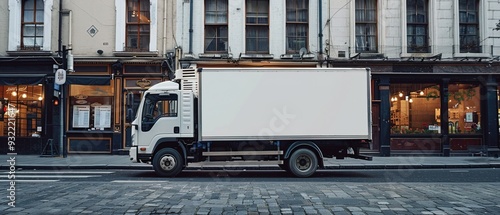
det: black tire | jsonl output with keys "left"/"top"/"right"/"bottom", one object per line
{"left": 153, "top": 148, "right": 183, "bottom": 177}
{"left": 288, "top": 148, "right": 318, "bottom": 177}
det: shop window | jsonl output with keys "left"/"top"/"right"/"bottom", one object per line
{"left": 390, "top": 83, "right": 440, "bottom": 134}
{"left": 69, "top": 85, "right": 114, "bottom": 131}
{"left": 447, "top": 83, "right": 481, "bottom": 134}
{"left": 0, "top": 85, "right": 44, "bottom": 137}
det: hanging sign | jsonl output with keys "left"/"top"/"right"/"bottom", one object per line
{"left": 55, "top": 69, "right": 67, "bottom": 85}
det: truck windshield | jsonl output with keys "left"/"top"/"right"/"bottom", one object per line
{"left": 142, "top": 93, "right": 178, "bottom": 122}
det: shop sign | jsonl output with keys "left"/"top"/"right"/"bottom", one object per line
{"left": 55, "top": 69, "right": 67, "bottom": 85}
{"left": 136, "top": 78, "right": 152, "bottom": 88}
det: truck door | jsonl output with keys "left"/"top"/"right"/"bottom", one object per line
{"left": 140, "top": 93, "right": 181, "bottom": 139}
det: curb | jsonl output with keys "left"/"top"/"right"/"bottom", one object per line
{"left": 1, "top": 164, "right": 499, "bottom": 171}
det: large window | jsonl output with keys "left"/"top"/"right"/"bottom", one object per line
{"left": 390, "top": 83, "right": 441, "bottom": 135}
{"left": 355, "top": 0, "right": 377, "bottom": 53}
{"left": 22, "top": 0, "right": 44, "bottom": 50}
{"left": 69, "top": 85, "right": 114, "bottom": 131}
{"left": 126, "top": 0, "right": 150, "bottom": 52}
{"left": 406, "top": 0, "right": 429, "bottom": 53}
{"left": 246, "top": 0, "right": 269, "bottom": 53}
{"left": 447, "top": 84, "right": 481, "bottom": 134}
{"left": 459, "top": 0, "right": 480, "bottom": 53}
{"left": 286, "top": 0, "right": 308, "bottom": 54}
{"left": 0, "top": 85, "right": 44, "bottom": 137}
{"left": 205, "top": 0, "right": 228, "bottom": 53}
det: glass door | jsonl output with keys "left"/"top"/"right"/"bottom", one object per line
{"left": 124, "top": 90, "right": 143, "bottom": 148}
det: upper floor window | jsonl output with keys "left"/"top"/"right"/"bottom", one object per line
{"left": 126, "top": 0, "right": 151, "bottom": 52}
{"left": 205, "top": 0, "right": 228, "bottom": 53}
{"left": 286, "top": 0, "right": 308, "bottom": 54}
{"left": 355, "top": 0, "right": 377, "bottom": 53}
{"left": 246, "top": 0, "right": 269, "bottom": 53}
{"left": 407, "top": 0, "right": 429, "bottom": 53}
{"left": 459, "top": 0, "right": 480, "bottom": 53}
{"left": 21, "top": 0, "right": 44, "bottom": 50}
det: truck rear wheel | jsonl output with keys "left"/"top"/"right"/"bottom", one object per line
{"left": 153, "top": 148, "right": 183, "bottom": 177}
{"left": 288, "top": 148, "right": 317, "bottom": 177}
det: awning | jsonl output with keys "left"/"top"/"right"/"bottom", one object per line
{"left": 65, "top": 75, "right": 111, "bottom": 85}
{"left": 0, "top": 74, "right": 46, "bottom": 85}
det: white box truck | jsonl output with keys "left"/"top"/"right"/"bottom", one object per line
{"left": 130, "top": 67, "right": 372, "bottom": 177}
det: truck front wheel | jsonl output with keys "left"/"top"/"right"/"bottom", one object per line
{"left": 153, "top": 148, "right": 183, "bottom": 177}
{"left": 288, "top": 148, "right": 318, "bottom": 177}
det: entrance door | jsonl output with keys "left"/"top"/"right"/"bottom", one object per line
{"left": 371, "top": 101, "right": 380, "bottom": 150}
{"left": 124, "top": 90, "right": 143, "bottom": 148}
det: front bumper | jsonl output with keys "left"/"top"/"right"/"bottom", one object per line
{"left": 129, "top": 146, "right": 138, "bottom": 162}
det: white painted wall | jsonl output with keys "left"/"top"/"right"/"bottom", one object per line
{"left": 1, "top": 0, "right": 500, "bottom": 59}
{"left": 181, "top": 0, "right": 326, "bottom": 59}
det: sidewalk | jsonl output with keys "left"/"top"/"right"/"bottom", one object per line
{"left": 1, "top": 154, "right": 500, "bottom": 170}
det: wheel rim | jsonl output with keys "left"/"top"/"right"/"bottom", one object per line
{"left": 295, "top": 154, "right": 311, "bottom": 171}
{"left": 159, "top": 154, "right": 176, "bottom": 171}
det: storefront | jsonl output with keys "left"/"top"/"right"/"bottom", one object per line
{"left": 63, "top": 62, "right": 167, "bottom": 154}
{"left": 366, "top": 63, "right": 500, "bottom": 157}
{"left": 0, "top": 62, "right": 55, "bottom": 155}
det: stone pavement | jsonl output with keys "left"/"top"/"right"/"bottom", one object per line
{"left": 0, "top": 154, "right": 499, "bottom": 170}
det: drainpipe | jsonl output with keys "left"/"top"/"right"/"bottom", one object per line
{"left": 189, "top": 0, "right": 193, "bottom": 54}
{"left": 163, "top": 0, "right": 167, "bottom": 56}
{"left": 318, "top": 0, "right": 323, "bottom": 56}
{"left": 58, "top": 0, "right": 63, "bottom": 55}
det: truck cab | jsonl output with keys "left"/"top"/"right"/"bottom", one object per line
{"left": 130, "top": 81, "right": 194, "bottom": 163}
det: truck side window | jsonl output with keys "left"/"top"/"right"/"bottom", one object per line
{"left": 143, "top": 94, "right": 178, "bottom": 123}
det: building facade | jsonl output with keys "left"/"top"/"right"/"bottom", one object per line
{"left": 0, "top": 0, "right": 176, "bottom": 154}
{"left": 1, "top": 0, "right": 499, "bottom": 156}
{"left": 176, "top": 0, "right": 500, "bottom": 157}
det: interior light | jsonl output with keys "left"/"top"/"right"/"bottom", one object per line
{"left": 409, "top": 98, "right": 413, "bottom": 103}
{"left": 22, "top": 93, "right": 27, "bottom": 98}
{"left": 399, "top": 92, "right": 403, "bottom": 97}
{"left": 419, "top": 90, "right": 424, "bottom": 96}
{"left": 38, "top": 96, "right": 43, "bottom": 101}
{"left": 11, "top": 91, "right": 17, "bottom": 96}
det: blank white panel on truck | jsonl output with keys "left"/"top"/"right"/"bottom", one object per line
{"left": 198, "top": 68, "right": 371, "bottom": 141}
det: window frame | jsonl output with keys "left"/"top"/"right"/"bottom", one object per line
{"left": 406, "top": 0, "right": 429, "bottom": 53}
{"left": 115, "top": 0, "right": 157, "bottom": 52}
{"left": 204, "top": 0, "right": 229, "bottom": 53}
{"left": 453, "top": 0, "right": 487, "bottom": 58}
{"left": 245, "top": 0, "right": 270, "bottom": 54}
{"left": 286, "top": 0, "right": 309, "bottom": 54}
{"left": 125, "top": 0, "right": 151, "bottom": 52}
{"left": 21, "top": 0, "right": 44, "bottom": 50}
{"left": 459, "top": 0, "right": 480, "bottom": 53}
{"left": 355, "top": 0, "right": 378, "bottom": 53}
{"left": 8, "top": 0, "right": 53, "bottom": 52}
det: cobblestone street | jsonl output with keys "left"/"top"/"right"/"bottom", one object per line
{"left": 2, "top": 180, "right": 499, "bottom": 214}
